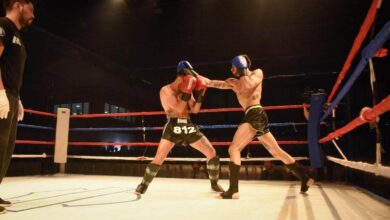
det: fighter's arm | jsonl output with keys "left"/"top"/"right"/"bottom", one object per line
{"left": 0, "top": 20, "right": 12, "bottom": 90}
{"left": 0, "top": 42, "right": 4, "bottom": 56}
{"left": 208, "top": 80, "right": 234, "bottom": 90}
{"left": 188, "top": 97, "right": 201, "bottom": 113}
{"left": 303, "top": 105, "right": 310, "bottom": 121}
{"left": 160, "top": 87, "right": 188, "bottom": 114}
{"left": 0, "top": 21, "right": 15, "bottom": 120}
{"left": 0, "top": 37, "right": 10, "bottom": 119}
{"left": 0, "top": 42, "right": 5, "bottom": 90}
{"left": 187, "top": 75, "right": 209, "bottom": 113}
{"left": 200, "top": 75, "right": 234, "bottom": 90}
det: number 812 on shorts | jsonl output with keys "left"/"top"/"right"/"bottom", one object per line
{"left": 173, "top": 125, "right": 197, "bottom": 134}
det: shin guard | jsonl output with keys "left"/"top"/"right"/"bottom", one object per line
{"left": 135, "top": 163, "right": 161, "bottom": 194}
{"left": 207, "top": 156, "right": 224, "bottom": 192}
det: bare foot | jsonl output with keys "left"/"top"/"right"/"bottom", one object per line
{"left": 301, "top": 178, "right": 315, "bottom": 193}
{"left": 216, "top": 192, "right": 240, "bottom": 199}
{"left": 307, "top": 178, "right": 315, "bottom": 187}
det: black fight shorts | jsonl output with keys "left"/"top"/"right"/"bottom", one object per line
{"left": 162, "top": 118, "right": 204, "bottom": 146}
{"left": 241, "top": 105, "right": 270, "bottom": 138}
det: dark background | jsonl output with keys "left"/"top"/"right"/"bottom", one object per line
{"left": 16, "top": 0, "right": 390, "bottom": 110}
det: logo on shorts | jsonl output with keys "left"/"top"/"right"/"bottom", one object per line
{"left": 0, "top": 27, "right": 5, "bottom": 37}
{"left": 12, "top": 36, "right": 22, "bottom": 46}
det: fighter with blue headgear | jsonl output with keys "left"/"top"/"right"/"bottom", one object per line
{"left": 202, "top": 54, "right": 315, "bottom": 199}
{"left": 231, "top": 54, "right": 251, "bottom": 78}
{"left": 177, "top": 60, "right": 199, "bottom": 77}
{"left": 134, "top": 60, "right": 224, "bottom": 195}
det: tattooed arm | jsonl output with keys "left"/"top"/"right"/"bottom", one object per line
{"left": 208, "top": 80, "right": 234, "bottom": 90}
{"left": 199, "top": 75, "right": 235, "bottom": 90}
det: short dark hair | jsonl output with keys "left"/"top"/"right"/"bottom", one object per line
{"left": 4, "top": 0, "right": 35, "bottom": 11}
{"left": 240, "top": 54, "right": 251, "bottom": 69}
{"left": 233, "top": 54, "right": 252, "bottom": 76}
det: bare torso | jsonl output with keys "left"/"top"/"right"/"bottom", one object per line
{"left": 227, "top": 69, "right": 263, "bottom": 109}
{"left": 160, "top": 84, "right": 191, "bottom": 119}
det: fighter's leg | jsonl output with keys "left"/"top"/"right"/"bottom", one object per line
{"left": 257, "top": 132, "right": 295, "bottom": 164}
{"left": 135, "top": 139, "right": 175, "bottom": 194}
{"left": 151, "top": 139, "right": 175, "bottom": 165}
{"left": 190, "top": 137, "right": 223, "bottom": 192}
{"left": 258, "top": 132, "right": 314, "bottom": 192}
{"left": 0, "top": 105, "right": 15, "bottom": 184}
{"left": 190, "top": 136, "right": 216, "bottom": 160}
{"left": 228, "top": 123, "right": 257, "bottom": 165}
{"left": 0, "top": 128, "right": 11, "bottom": 184}
{"left": 219, "top": 123, "right": 256, "bottom": 199}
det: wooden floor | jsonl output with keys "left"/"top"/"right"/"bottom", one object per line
{"left": 0, "top": 174, "right": 389, "bottom": 220}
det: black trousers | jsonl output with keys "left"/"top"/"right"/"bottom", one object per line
{"left": 0, "top": 94, "right": 18, "bottom": 184}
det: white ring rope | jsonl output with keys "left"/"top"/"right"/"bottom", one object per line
{"left": 67, "top": 155, "right": 308, "bottom": 162}
{"left": 12, "top": 154, "right": 308, "bottom": 162}
{"left": 327, "top": 156, "right": 390, "bottom": 178}
{"left": 12, "top": 153, "right": 52, "bottom": 158}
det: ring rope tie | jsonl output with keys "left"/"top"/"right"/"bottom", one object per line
{"left": 320, "top": 94, "right": 390, "bottom": 143}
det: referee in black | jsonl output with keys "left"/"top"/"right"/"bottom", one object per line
{"left": 0, "top": 0, "right": 35, "bottom": 214}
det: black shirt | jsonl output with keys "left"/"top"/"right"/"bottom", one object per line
{"left": 0, "top": 17, "right": 27, "bottom": 98}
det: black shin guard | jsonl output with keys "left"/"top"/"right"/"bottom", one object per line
{"left": 286, "top": 162, "right": 313, "bottom": 193}
{"left": 135, "top": 163, "right": 161, "bottom": 194}
{"left": 207, "top": 156, "right": 224, "bottom": 192}
{"left": 220, "top": 162, "right": 240, "bottom": 199}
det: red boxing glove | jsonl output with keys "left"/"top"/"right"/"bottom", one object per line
{"left": 193, "top": 77, "right": 207, "bottom": 102}
{"left": 179, "top": 75, "right": 197, "bottom": 101}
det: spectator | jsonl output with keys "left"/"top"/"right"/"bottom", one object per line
{"left": 260, "top": 161, "right": 286, "bottom": 180}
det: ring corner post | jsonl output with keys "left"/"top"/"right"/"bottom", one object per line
{"left": 54, "top": 108, "right": 70, "bottom": 174}
{"left": 308, "top": 93, "right": 326, "bottom": 168}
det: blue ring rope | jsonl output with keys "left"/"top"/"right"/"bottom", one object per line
{"left": 18, "top": 123, "right": 55, "bottom": 130}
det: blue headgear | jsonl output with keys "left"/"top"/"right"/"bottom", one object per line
{"left": 232, "top": 55, "right": 250, "bottom": 69}
{"left": 177, "top": 60, "right": 193, "bottom": 73}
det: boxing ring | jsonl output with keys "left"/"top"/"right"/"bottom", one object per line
{"left": 4, "top": 98, "right": 389, "bottom": 220}
{"left": 2, "top": 1, "right": 390, "bottom": 219}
